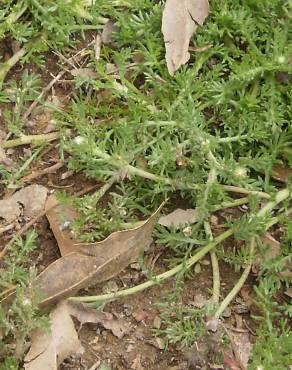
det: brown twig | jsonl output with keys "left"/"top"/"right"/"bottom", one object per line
{"left": 21, "top": 161, "right": 66, "bottom": 182}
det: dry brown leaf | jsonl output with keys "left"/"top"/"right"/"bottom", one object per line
{"left": 161, "top": 0, "right": 209, "bottom": 75}
{"left": 0, "top": 185, "right": 47, "bottom": 223}
{"left": 37, "top": 203, "right": 163, "bottom": 307}
{"left": 158, "top": 208, "right": 198, "bottom": 228}
{"left": 24, "top": 301, "right": 84, "bottom": 370}
{"left": 252, "top": 232, "right": 281, "bottom": 274}
{"left": 45, "top": 195, "right": 78, "bottom": 256}
{"left": 101, "top": 20, "right": 118, "bottom": 45}
{"left": 24, "top": 300, "right": 128, "bottom": 370}
{"left": 70, "top": 68, "right": 98, "bottom": 79}
{"left": 272, "top": 164, "right": 292, "bottom": 183}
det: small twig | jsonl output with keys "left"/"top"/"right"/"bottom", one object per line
{"left": 23, "top": 71, "right": 66, "bottom": 121}
{"left": 21, "top": 161, "right": 66, "bottom": 182}
{"left": 0, "top": 223, "right": 16, "bottom": 236}
{"left": 0, "top": 132, "right": 60, "bottom": 149}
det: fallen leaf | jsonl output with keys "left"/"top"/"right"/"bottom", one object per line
{"left": 101, "top": 20, "right": 118, "bottom": 45}
{"left": 252, "top": 232, "right": 281, "bottom": 274}
{"left": 205, "top": 316, "right": 219, "bottom": 332}
{"left": 45, "top": 195, "right": 79, "bottom": 256}
{"left": 272, "top": 164, "right": 292, "bottom": 183}
{"left": 223, "top": 351, "right": 241, "bottom": 370}
{"left": 161, "top": 0, "right": 209, "bottom": 75}
{"left": 37, "top": 203, "right": 163, "bottom": 307}
{"left": 231, "top": 331, "right": 252, "bottom": 369}
{"left": 25, "top": 300, "right": 127, "bottom": 370}
{"left": 261, "top": 232, "right": 281, "bottom": 259}
{"left": 24, "top": 301, "right": 84, "bottom": 370}
{"left": 158, "top": 208, "right": 198, "bottom": 228}
{"left": 0, "top": 185, "right": 47, "bottom": 223}
{"left": 284, "top": 288, "right": 292, "bottom": 299}
{"left": 132, "top": 310, "right": 148, "bottom": 322}
{"left": 64, "top": 301, "right": 130, "bottom": 338}
{"left": 131, "top": 355, "right": 143, "bottom": 370}
{"left": 70, "top": 68, "right": 98, "bottom": 79}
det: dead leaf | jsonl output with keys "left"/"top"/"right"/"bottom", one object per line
{"left": 205, "top": 316, "right": 219, "bottom": 332}
{"left": 231, "top": 331, "right": 252, "bottom": 369}
{"left": 24, "top": 300, "right": 128, "bottom": 370}
{"left": 37, "top": 203, "right": 163, "bottom": 307}
{"left": 45, "top": 195, "right": 78, "bottom": 256}
{"left": 284, "top": 288, "right": 292, "bottom": 299}
{"left": 70, "top": 68, "right": 98, "bottom": 79}
{"left": 161, "top": 0, "right": 209, "bottom": 75}
{"left": 101, "top": 20, "right": 118, "bottom": 45}
{"left": 0, "top": 185, "right": 47, "bottom": 223}
{"left": 252, "top": 232, "right": 281, "bottom": 274}
{"left": 261, "top": 232, "right": 281, "bottom": 259}
{"left": 272, "top": 164, "right": 292, "bottom": 183}
{"left": 24, "top": 301, "right": 84, "bottom": 370}
{"left": 223, "top": 351, "right": 242, "bottom": 370}
{"left": 158, "top": 208, "right": 198, "bottom": 228}
{"left": 64, "top": 301, "right": 130, "bottom": 338}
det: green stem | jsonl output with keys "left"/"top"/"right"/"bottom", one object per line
{"left": 214, "top": 187, "right": 291, "bottom": 318}
{"left": 214, "top": 237, "right": 255, "bottom": 318}
{"left": 0, "top": 132, "right": 59, "bottom": 149}
{"left": 205, "top": 222, "right": 220, "bottom": 305}
{"left": 70, "top": 229, "right": 233, "bottom": 303}
{"left": 222, "top": 185, "right": 270, "bottom": 199}
{"left": 0, "top": 47, "right": 27, "bottom": 89}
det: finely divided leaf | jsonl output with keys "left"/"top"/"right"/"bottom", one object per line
{"left": 162, "top": 0, "right": 209, "bottom": 75}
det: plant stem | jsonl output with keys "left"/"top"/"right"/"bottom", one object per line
{"left": 214, "top": 187, "right": 291, "bottom": 318}
{"left": 222, "top": 185, "right": 270, "bottom": 199}
{"left": 214, "top": 237, "right": 255, "bottom": 318}
{"left": 0, "top": 132, "right": 59, "bottom": 149}
{"left": 70, "top": 229, "right": 233, "bottom": 303}
{"left": 72, "top": 186, "right": 291, "bottom": 305}
{"left": 205, "top": 221, "right": 220, "bottom": 305}
{"left": 0, "top": 47, "right": 27, "bottom": 89}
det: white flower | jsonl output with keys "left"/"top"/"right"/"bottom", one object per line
{"left": 73, "top": 136, "right": 86, "bottom": 145}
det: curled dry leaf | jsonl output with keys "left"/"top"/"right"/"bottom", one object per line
{"left": 24, "top": 300, "right": 129, "bottom": 370}
{"left": 161, "top": 0, "right": 209, "bottom": 75}
{"left": 158, "top": 208, "right": 198, "bottom": 228}
{"left": 0, "top": 185, "right": 47, "bottom": 223}
{"left": 37, "top": 202, "right": 163, "bottom": 307}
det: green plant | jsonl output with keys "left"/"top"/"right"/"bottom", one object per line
{"left": 0, "top": 231, "right": 48, "bottom": 363}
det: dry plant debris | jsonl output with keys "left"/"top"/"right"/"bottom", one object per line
{"left": 162, "top": 0, "right": 209, "bottom": 75}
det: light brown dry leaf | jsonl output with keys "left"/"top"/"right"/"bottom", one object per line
{"left": 37, "top": 203, "right": 163, "bottom": 307}
{"left": 24, "top": 301, "right": 84, "bottom": 370}
{"left": 161, "top": 0, "right": 209, "bottom": 75}
{"left": 158, "top": 208, "right": 198, "bottom": 228}
{"left": 272, "top": 164, "right": 292, "bottom": 183}
{"left": 231, "top": 331, "right": 252, "bottom": 369}
{"left": 45, "top": 195, "right": 79, "bottom": 256}
{"left": 261, "top": 232, "right": 281, "bottom": 259}
{"left": 70, "top": 68, "right": 98, "bottom": 79}
{"left": 101, "top": 20, "right": 118, "bottom": 45}
{"left": 284, "top": 287, "right": 292, "bottom": 299}
{"left": 64, "top": 301, "right": 130, "bottom": 338}
{"left": 0, "top": 185, "right": 47, "bottom": 223}
{"left": 25, "top": 300, "right": 128, "bottom": 370}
